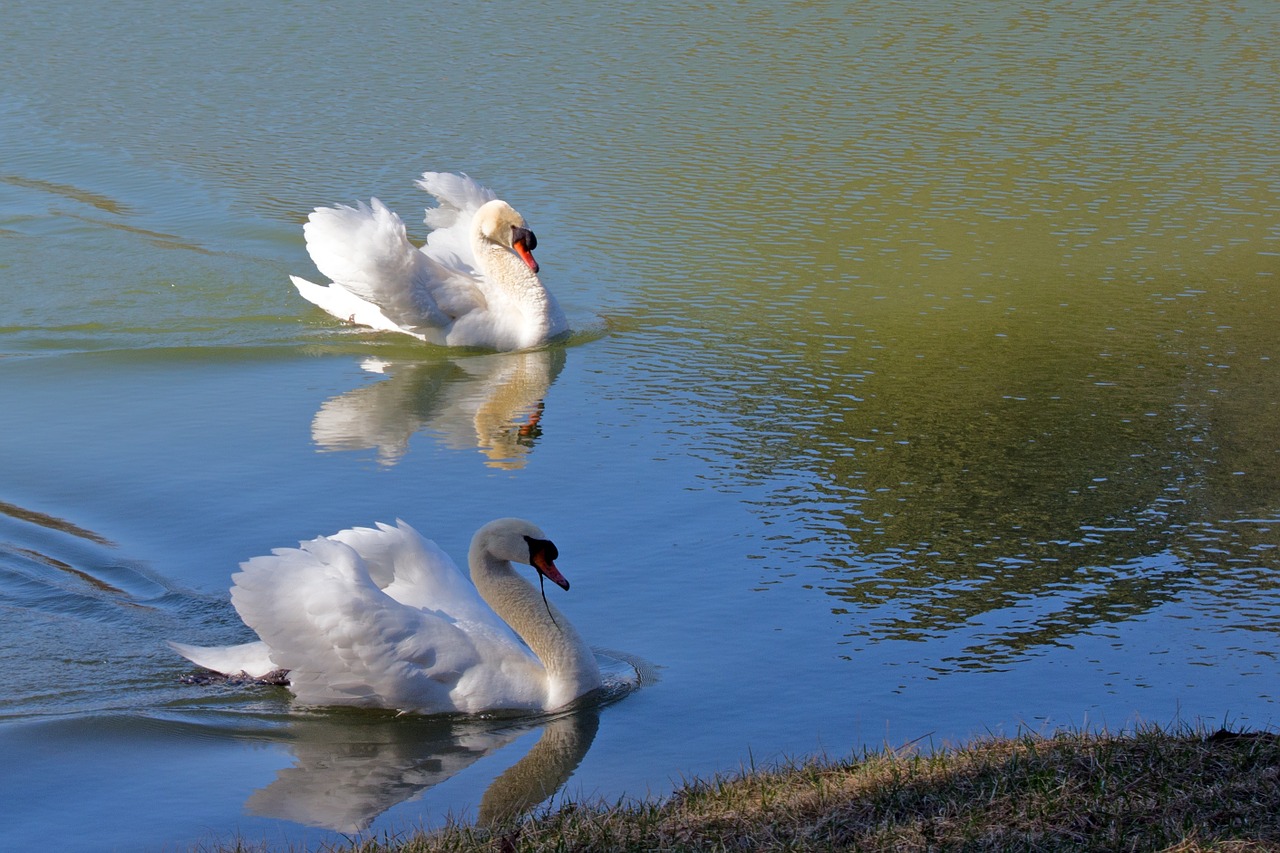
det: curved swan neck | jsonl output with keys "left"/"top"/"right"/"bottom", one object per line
{"left": 468, "top": 543, "right": 600, "bottom": 703}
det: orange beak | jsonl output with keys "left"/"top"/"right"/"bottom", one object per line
{"left": 531, "top": 551, "right": 569, "bottom": 590}
{"left": 513, "top": 237, "right": 540, "bottom": 274}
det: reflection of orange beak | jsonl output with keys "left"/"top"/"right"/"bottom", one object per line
{"left": 513, "top": 238, "right": 540, "bottom": 274}
{"left": 532, "top": 551, "right": 569, "bottom": 590}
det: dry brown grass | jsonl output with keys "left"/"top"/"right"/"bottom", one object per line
{"left": 256, "top": 725, "right": 1280, "bottom": 852}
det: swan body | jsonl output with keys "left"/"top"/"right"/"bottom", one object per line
{"left": 169, "top": 518, "right": 602, "bottom": 714}
{"left": 290, "top": 172, "right": 569, "bottom": 351}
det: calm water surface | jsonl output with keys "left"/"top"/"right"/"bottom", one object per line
{"left": 2, "top": 3, "right": 1278, "bottom": 850}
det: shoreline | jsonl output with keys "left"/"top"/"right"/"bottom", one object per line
{"left": 224, "top": 723, "right": 1280, "bottom": 851}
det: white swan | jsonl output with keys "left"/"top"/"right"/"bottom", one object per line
{"left": 290, "top": 172, "right": 569, "bottom": 351}
{"left": 169, "top": 518, "right": 603, "bottom": 714}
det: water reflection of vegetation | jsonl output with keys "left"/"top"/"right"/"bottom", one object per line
{"left": 623, "top": 261, "right": 1278, "bottom": 668}
{"left": 566, "top": 0, "right": 1279, "bottom": 673}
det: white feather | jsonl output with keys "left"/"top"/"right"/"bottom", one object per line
{"left": 170, "top": 518, "right": 601, "bottom": 714}
{"left": 291, "top": 172, "right": 567, "bottom": 351}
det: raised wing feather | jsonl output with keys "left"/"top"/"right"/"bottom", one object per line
{"left": 415, "top": 172, "right": 497, "bottom": 271}
{"left": 228, "top": 526, "right": 544, "bottom": 713}
{"left": 328, "top": 520, "right": 515, "bottom": 631}
{"left": 302, "top": 199, "right": 482, "bottom": 335}
{"left": 417, "top": 172, "right": 497, "bottom": 231}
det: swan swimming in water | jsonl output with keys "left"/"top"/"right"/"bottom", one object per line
{"left": 290, "top": 172, "right": 569, "bottom": 351}
{"left": 169, "top": 518, "right": 603, "bottom": 714}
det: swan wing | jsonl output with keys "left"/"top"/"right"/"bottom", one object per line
{"left": 412, "top": 172, "right": 507, "bottom": 320}
{"left": 416, "top": 171, "right": 497, "bottom": 269}
{"left": 302, "top": 199, "right": 476, "bottom": 336}
{"left": 229, "top": 531, "right": 542, "bottom": 712}
{"left": 327, "top": 519, "right": 515, "bottom": 631}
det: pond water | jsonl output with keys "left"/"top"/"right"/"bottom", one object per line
{"left": 2, "top": 2, "right": 1278, "bottom": 850}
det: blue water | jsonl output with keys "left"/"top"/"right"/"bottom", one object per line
{"left": 2, "top": 3, "right": 1278, "bottom": 850}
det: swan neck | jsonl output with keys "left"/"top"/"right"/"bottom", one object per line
{"left": 469, "top": 545, "right": 600, "bottom": 705}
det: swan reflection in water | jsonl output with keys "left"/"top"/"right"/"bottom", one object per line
{"left": 243, "top": 667, "right": 639, "bottom": 833}
{"left": 310, "top": 348, "right": 565, "bottom": 469}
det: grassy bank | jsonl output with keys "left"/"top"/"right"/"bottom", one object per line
{"left": 246, "top": 725, "right": 1280, "bottom": 852}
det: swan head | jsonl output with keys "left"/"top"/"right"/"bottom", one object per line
{"left": 474, "top": 517, "right": 569, "bottom": 589}
{"left": 474, "top": 199, "right": 540, "bottom": 273}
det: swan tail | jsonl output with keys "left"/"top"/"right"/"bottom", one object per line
{"left": 289, "top": 274, "right": 418, "bottom": 336}
{"left": 289, "top": 274, "right": 334, "bottom": 309}
{"left": 167, "top": 639, "right": 280, "bottom": 680}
